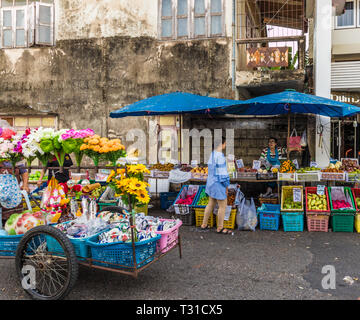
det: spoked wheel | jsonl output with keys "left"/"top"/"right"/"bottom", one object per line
{"left": 15, "top": 225, "right": 79, "bottom": 300}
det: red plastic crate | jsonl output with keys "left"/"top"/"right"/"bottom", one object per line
{"left": 306, "top": 214, "right": 329, "bottom": 232}
{"left": 305, "top": 187, "right": 330, "bottom": 215}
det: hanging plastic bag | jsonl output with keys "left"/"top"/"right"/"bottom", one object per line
{"left": 300, "top": 130, "right": 307, "bottom": 147}
{"left": 287, "top": 128, "right": 302, "bottom": 152}
{"left": 236, "top": 197, "right": 257, "bottom": 231}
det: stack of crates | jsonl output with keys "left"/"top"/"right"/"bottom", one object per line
{"left": 328, "top": 186, "right": 355, "bottom": 232}
{"left": 305, "top": 187, "right": 330, "bottom": 232}
{"left": 280, "top": 186, "right": 304, "bottom": 232}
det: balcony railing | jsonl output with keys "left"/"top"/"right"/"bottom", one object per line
{"left": 236, "top": 0, "right": 307, "bottom": 71}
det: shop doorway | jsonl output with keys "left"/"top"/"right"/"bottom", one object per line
{"left": 331, "top": 118, "right": 359, "bottom": 160}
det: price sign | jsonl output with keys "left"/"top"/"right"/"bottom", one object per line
{"left": 236, "top": 159, "right": 244, "bottom": 169}
{"left": 293, "top": 159, "right": 299, "bottom": 169}
{"left": 293, "top": 188, "right": 302, "bottom": 202}
{"left": 252, "top": 160, "right": 261, "bottom": 170}
{"left": 317, "top": 185, "right": 325, "bottom": 196}
{"left": 160, "top": 160, "right": 165, "bottom": 165}
{"left": 310, "top": 161, "right": 318, "bottom": 168}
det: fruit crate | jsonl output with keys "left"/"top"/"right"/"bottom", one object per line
{"left": 347, "top": 172, "right": 360, "bottom": 183}
{"left": 160, "top": 192, "right": 178, "bottom": 210}
{"left": 257, "top": 204, "right": 281, "bottom": 231}
{"left": 328, "top": 187, "right": 356, "bottom": 214}
{"left": 257, "top": 172, "right": 275, "bottom": 180}
{"left": 173, "top": 185, "right": 200, "bottom": 215}
{"left": 320, "top": 172, "right": 346, "bottom": 181}
{"left": 281, "top": 185, "right": 304, "bottom": 212}
{"left": 277, "top": 172, "right": 296, "bottom": 182}
{"left": 331, "top": 214, "right": 354, "bottom": 232}
{"left": 236, "top": 172, "right": 257, "bottom": 180}
{"left": 193, "top": 186, "right": 208, "bottom": 208}
{"left": 306, "top": 214, "right": 329, "bottom": 232}
{"left": 195, "top": 208, "right": 214, "bottom": 228}
{"left": 215, "top": 206, "right": 237, "bottom": 230}
{"left": 281, "top": 212, "right": 304, "bottom": 232}
{"left": 258, "top": 197, "right": 279, "bottom": 205}
{"left": 295, "top": 172, "right": 320, "bottom": 182}
{"left": 305, "top": 187, "right": 330, "bottom": 215}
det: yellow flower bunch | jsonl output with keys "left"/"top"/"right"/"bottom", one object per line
{"left": 127, "top": 164, "right": 150, "bottom": 175}
{"left": 115, "top": 177, "right": 150, "bottom": 204}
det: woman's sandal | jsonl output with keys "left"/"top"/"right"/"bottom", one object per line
{"left": 198, "top": 225, "right": 210, "bottom": 231}
{"left": 216, "top": 228, "right": 232, "bottom": 234}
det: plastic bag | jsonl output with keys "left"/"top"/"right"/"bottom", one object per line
{"left": 236, "top": 197, "right": 258, "bottom": 231}
{"left": 287, "top": 128, "right": 302, "bottom": 152}
{"left": 300, "top": 129, "right": 307, "bottom": 147}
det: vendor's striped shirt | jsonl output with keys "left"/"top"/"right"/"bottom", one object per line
{"left": 260, "top": 147, "right": 284, "bottom": 161}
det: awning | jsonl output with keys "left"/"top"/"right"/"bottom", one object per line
{"left": 223, "top": 90, "right": 360, "bottom": 118}
{"left": 109, "top": 92, "right": 247, "bottom": 118}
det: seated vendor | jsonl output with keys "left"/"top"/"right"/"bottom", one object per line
{"left": 260, "top": 137, "right": 284, "bottom": 167}
{"left": 0, "top": 161, "right": 29, "bottom": 224}
{"left": 259, "top": 137, "right": 285, "bottom": 195}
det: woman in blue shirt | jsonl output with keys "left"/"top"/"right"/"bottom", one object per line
{"left": 201, "top": 136, "right": 231, "bottom": 234}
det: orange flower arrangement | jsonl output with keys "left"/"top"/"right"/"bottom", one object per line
{"left": 80, "top": 135, "right": 126, "bottom": 166}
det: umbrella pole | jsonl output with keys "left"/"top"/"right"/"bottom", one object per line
{"left": 287, "top": 106, "right": 291, "bottom": 160}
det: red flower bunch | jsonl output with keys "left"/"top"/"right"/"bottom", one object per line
{"left": 71, "top": 184, "right": 82, "bottom": 193}
{"left": 1, "top": 128, "right": 16, "bottom": 140}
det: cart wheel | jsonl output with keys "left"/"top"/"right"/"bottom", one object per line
{"left": 15, "top": 225, "right": 79, "bottom": 300}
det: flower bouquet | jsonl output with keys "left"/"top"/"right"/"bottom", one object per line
{"left": 80, "top": 135, "right": 126, "bottom": 167}
{"left": 60, "top": 129, "right": 94, "bottom": 167}
{"left": 108, "top": 164, "right": 150, "bottom": 212}
{"left": 0, "top": 129, "right": 23, "bottom": 169}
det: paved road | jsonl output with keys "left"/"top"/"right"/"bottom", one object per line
{"left": 0, "top": 210, "right": 359, "bottom": 300}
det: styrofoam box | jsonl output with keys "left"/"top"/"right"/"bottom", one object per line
{"left": 148, "top": 178, "right": 170, "bottom": 194}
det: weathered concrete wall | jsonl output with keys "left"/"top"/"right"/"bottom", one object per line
{"left": 55, "top": 0, "right": 234, "bottom": 40}
{"left": 55, "top": 0, "right": 158, "bottom": 40}
{"left": 185, "top": 114, "right": 309, "bottom": 166}
{"left": 0, "top": 36, "right": 233, "bottom": 161}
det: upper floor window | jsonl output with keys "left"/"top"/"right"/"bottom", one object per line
{"left": 159, "top": 0, "right": 225, "bottom": 40}
{"left": 0, "top": 0, "right": 54, "bottom": 48}
{"left": 335, "top": 0, "right": 358, "bottom": 29}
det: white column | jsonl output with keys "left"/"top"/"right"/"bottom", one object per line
{"left": 314, "top": 0, "right": 332, "bottom": 167}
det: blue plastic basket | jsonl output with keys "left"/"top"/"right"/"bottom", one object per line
{"left": 45, "top": 222, "right": 109, "bottom": 260}
{"left": 86, "top": 234, "right": 161, "bottom": 270}
{"left": 160, "top": 192, "right": 178, "bottom": 210}
{"left": 0, "top": 234, "right": 23, "bottom": 257}
{"left": 257, "top": 204, "right": 281, "bottom": 231}
{"left": 281, "top": 212, "right": 304, "bottom": 232}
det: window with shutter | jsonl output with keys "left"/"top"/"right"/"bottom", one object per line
{"left": 0, "top": 0, "right": 54, "bottom": 48}
{"left": 159, "top": 0, "right": 224, "bottom": 40}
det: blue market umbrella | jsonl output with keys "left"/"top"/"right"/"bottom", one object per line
{"left": 109, "top": 91, "right": 247, "bottom": 118}
{"left": 223, "top": 89, "right": 360, "bottom": 118}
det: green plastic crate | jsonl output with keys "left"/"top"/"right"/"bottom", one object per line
{"left": 328, "top": 187, "right": 356, "bottom": 214}
{"left": 331, "top": 214, "right": 354, "bottom": 232}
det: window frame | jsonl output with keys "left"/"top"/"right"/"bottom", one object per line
{"left": 335, "top": 0, "right": 357, "bottom": 29}
{"left": 159, "top": 0, "right": 225, "bottom": 40}
{"left": 358, "top": 0, "right": 360, "bottom": 27}
{"left": 0, "top": 0, "right": 54, "bottom": 48}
